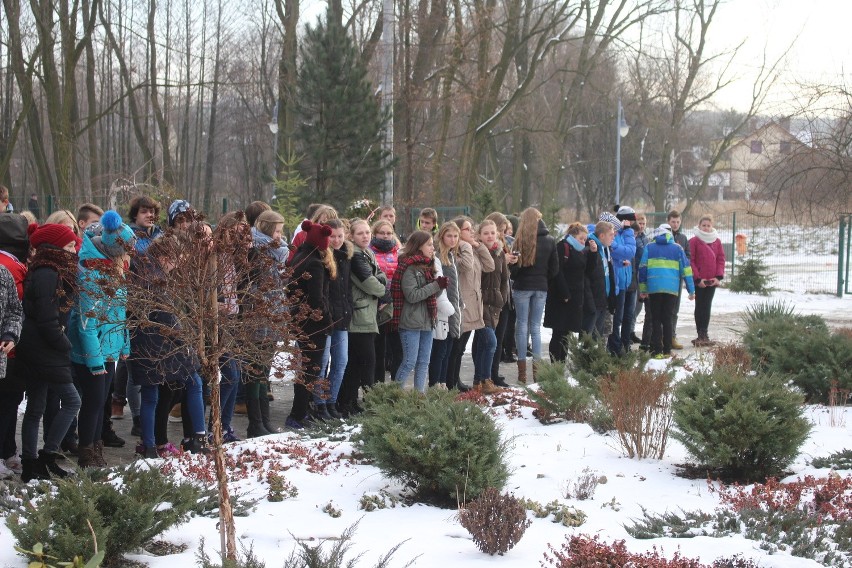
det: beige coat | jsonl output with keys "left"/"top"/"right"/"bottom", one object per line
{"left": 456, "top": 241, "right": 495, "bottom": 333}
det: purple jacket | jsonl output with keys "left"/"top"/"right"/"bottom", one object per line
{"left": 688, "top": 237, "right": 725, "bottom": 281}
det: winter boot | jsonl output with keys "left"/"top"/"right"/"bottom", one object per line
{"left": 93, "top": 441, "right": 108, "bottom": 467}
{"left": 181, "top": 434, "right": 211, "bottom": 455}
{"left": 102, "top": 425, "right": 125, "bottom": 448}
{"left": 130, "top": 415, "right": 142, "bottom": 438}
{"left": 312, "top": 403, "right": 332, "bottom": 422}
{"left": 516, "top": 360, "right": 527, "bottom": 384}
{"left": 492, "top": 376, "right": 511, "bottom": 388}
{"left": 325, "top": 402, "right": 342, "bottom": 420}
{"left": 258, "top": 389, "right": 277, "bottom": 433}
{"left": 38, "top": 450, "right": 72, "bottom": 479}
{"left": 77, "top": 445, "right": 97, "bottom": 468}
{"left": 21, "top": 457, "right": 50, "bottom": 482}
{"left": 481, "top": 379, "right": 503, "bottom": 395}
{"left": 532, "top": 360, "right": 539, "bottom": 383}
{"left": 246, "top": 396, "right": 272, "bottom": 438}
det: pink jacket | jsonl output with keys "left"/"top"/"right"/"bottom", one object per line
{"left": 688, "top": 237, "right": 725, "bottom": 280}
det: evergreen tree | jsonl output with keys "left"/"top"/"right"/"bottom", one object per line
{"left": 296, "top": 12, "right": 391, "bottom": 208}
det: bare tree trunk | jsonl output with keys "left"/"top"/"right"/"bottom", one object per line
{"left": 147, "top": 0, "right": 176, "bottom": 187}
{"left": 202, "top": 0, "right": 223, "bottom": 214}
{"left": 83, "top": 0, "right": 98, "bottom": 202}
{"left": 275, "top": 0, "right": 299, "bottom": 179}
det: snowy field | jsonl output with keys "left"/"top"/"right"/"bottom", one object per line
{"left": 0, "top": 289, "right": 848, "bottom": 567}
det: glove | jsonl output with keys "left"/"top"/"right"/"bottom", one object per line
{"left": 435, "top": 276, "right": 449, "bottom": 289}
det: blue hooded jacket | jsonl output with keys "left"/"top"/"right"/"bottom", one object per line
{"left": 638, "top": 231, "right": 695, "bottom": 296}
{"left": 610, "top": 226, "right": 636, "bottom": 293}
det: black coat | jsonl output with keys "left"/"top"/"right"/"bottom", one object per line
{"left": 18, "top": 265, "right": 74, "bottom": 372}
{"left": 544, "top": 239, "right": 587, "bottom": 333}
{"left": 328, "top": 245, "right": 353, "bottom": 331}
{"left": 585, "top": 240, "right": 617, "bottom": 314}
{"left": 509, "top": 220, "right": 558, "bottom": 291}
{"left": 289, "top": 245, "right": 332, "bottom": 338}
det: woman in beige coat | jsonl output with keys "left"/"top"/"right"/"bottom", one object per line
{"left": 446, "top": 216, "right": 494, "bottom": 391}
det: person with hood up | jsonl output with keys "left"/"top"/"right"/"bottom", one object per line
{"left": 638, "top": 224, "right": 695, "bottom": 358}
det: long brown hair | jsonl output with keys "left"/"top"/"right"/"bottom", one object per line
{"left": 515, "top": 207, "right": 541, "bottom": 268}
{"left": 399, "top": 230, "right": 433, "bottom": 267}
{"left": 436, "top": 221, "right": 460, "bottom": 265}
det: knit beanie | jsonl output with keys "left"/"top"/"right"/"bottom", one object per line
{"left": 28, "top": 223, "right": 81, "bottom": 251}
{"left": 301, "top": 220, "right": 332, "bottom": 251}
{"left": 599, "top": 211, "right": 621, "bottom": 231}
{"left": 615, "top": 205, "right": 636, "bottom": 222}
{"left": 167, "top": 199, "right": 193, "bottom": 227}
{"left": 99, "top": 210, "right": 137, "bottom": 257}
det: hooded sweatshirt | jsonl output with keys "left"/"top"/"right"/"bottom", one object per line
{"left": 638, "top": 231, "right": 695, "bottom": 296}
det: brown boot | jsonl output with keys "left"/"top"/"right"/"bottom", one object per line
{"left": 531, "top": 361, "right": 539, "bottom": 383}
{"left": 93, "top": 440, "right": 108, "bottom": 467}
{"left": 481, "top": 379, "right": 502, "bottom": 395}
{"left": 517, "top": 360, "right": 527, "bottom": 384}
{"left": 471, "top": 383, "right": 483, "bottom": 394}
{"left": 77, "top": 445, "right": 97, "bottom": 468}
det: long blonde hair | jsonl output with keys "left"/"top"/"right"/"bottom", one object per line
{"left": 436, "top": 221, "right": 460, "bottom": 265}
{"left": 515, "top": 207, "right": 542, "bottom": 268}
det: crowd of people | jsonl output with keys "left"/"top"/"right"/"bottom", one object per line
{"left": 0, "top": 191, "right": 726, "bottom": 483}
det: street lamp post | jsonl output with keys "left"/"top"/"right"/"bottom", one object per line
{"left": 615, "top": 98, "right": 630, "bottom": 205}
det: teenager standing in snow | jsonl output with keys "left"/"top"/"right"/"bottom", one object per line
{"left": 688, "top": 215, "right": 725, "bottom": 346}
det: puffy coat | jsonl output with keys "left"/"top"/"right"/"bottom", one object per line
{"left": 328, "top": 243, "right": 354, "bottom": 331}
{"left": 639, "top": 232, "right": 695, "bottom": 296}
{"left": 248, "top": 229, "right": 289, "bottom": 341}
{"left": 68, "top": 234, "right": 130, "bottom": 372}
{"left": 432, "top": 257, "right": 456, "bottom": 340}
{"left": 129, "top": 223, "right": 163, "bottom": 255}
{"left": 688, "top": 236, "right": 726, "bottom": 281}
{"left": 586, "top": 233, "right": 617, "bottom": 313}
{"left": 440, "top": 252, "right": 462, "bottom": 339}
{"left": 397, "top": 260, "right": 441, "bottom": 332}
{"left": 509, "top": 219, "right": 558, "bottom": 291}
{"left": 349, "top": 245, "right": 387, "bottom": 334}
{"left": 369, "top": 238, "right": 399, "bottom": 284}
{"left": 609, "top": 226, "right": 636, "bottom": 293}
{"left": 289, "top": 245, "right": 332, "bottom": 338}
{"left": 544, "top": 236, "right": 588, "bottom": 333}
{"left": 480, "top": 245, "right": 509, "bottom": 328}
{"left": 0, "top": 265, "right": 22, "bottom": 379}
{"left": 456, "top": 241, "right": 495, "bottom": 333}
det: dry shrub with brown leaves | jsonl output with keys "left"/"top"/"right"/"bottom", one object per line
{"left": 711, "top": 343, "right": 752, "bottom": 375}
{"left": 599, "top": 369, "right": 674, "bottom": 460}
{"left": 458, "top": 488, "right": 531, "bottom": 556}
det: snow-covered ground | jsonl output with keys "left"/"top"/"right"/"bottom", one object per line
{"left": 0, "top": 290, "right": 848, "bottom": 567}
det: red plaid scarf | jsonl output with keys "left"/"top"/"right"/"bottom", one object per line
{"left": 389, "top": 254, "right": 437, "bottom": 331}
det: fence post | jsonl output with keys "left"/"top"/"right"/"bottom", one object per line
{"left": 839, "top": 215, "right": 847, "bottom": 298}
{"left": 222, "top": 198, "right": 228, "bottom": 216}
{"left": 730, "top": 211, "right": 737, "bottom": 280}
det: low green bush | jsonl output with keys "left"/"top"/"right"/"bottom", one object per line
{"left": 811, "top": 449, "right": 852, "bottom": 470}
{"left": 564, "top": 333, "right": 650, "bottom": 394}
{"left": 524, "top": 360, "right": 593, "bottom": 424}
{"left": 671, "top": 370, "right": 811, "bottom": 482}
{"left": 355, "top": 383, "right": 510, "bottom": 505}
{"left": 8, "top": 466, "right": 200, "bottom": 566}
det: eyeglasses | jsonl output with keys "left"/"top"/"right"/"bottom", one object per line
{"left": 376, "top": 232, "right": 394, "bottom": 237}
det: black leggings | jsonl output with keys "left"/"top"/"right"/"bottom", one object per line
{"left": 291, "top": 335, "right": 326, "bottom": 421}
{"left": 694, "top": 285, "right": 717, "bottom": 335}
{"left": 155, "top": 383, "right": 183, "bottom": 446}
{"left": 340, "top": 332, "right": 376, "bottom": 409}
{"left": 447, "top": 331, "right": 472, "bottom": 389}
{"left": 75, "top": 362, "right": 115, "bottom": 447}
{"left": 373, "top": 326, "right": 401, "bottom": 383}
{"left": 649, "top": 294, "right": 679, "bottom": 355}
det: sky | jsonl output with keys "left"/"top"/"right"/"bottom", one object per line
{"left": 707, "top": 0, "right": 852, "bottom": 113}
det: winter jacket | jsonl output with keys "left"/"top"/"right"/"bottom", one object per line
{"left": 397, "top": 259, "right": 441, "bottom": 332}
{"left": 480, "top": 245, "right": 509, "bottom": 328}
{"left": 68, "top": 234, "right": 130, "bottom": 372}
{"left": 433, "top": 257, "right": 456, "bottom": 340}
{"left": 289, "top": 245, "right": 332, "bottom": 338}
{"left": 586, "top": 233, "right": 617, "bottom": 313}
{"left": 456, "top": 241, "right": 495, "bottom": 333}
{"left": 509, "top": 219, "right": 559, "bottom": 291}
{"left": 639, "top": 232, "right": 695, "bottom": 296}
{"left": 328, "top": 243, "right": 354, "bottom": 331}
{"left": 0, "top": 265, "right": 22, "bottom": 379}
{"left": 609, "top": 226, "right": 636, "bottom": 293}
{"left": 248, "top": 228, "right": 289, "bottom": 341}
{"left": 544, "top": 236, "right": 588, "bottom": 333}
{"left": 349, "top": 245, "right": 387, "bottom": 334}
{"left": 369, "top": 238, "right": 400, "bottom": 284}
{"left": 129, "top": 223, "right": 163, "bottom": 255}
{"left": 688, "top": 236, "right": 726, "bottom": 282}
{"left": 441, "top": 252, "right": 462, "bottom": 339}
{"left": 0, "top": 250, "right": 26, "bottom": 299}
{"left": 630, "top": 230, "right": 650, "bottom": 293}
{"left": 672, "top": 229, "right": 690, "bottom": 260}
{"left": 128, "top": 257, "right": 196, "bottom": 386}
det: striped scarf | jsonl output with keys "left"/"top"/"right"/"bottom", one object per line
{"left": 389, "top": 254, "right": 437, "bottom": 331}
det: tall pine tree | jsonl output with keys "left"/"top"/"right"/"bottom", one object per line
{"left": 296, "top": 11, "right": 391, "bottom": 208}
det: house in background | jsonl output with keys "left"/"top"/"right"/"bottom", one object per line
{"left": 711, "top": 118, "right": 806, "bottom": 200}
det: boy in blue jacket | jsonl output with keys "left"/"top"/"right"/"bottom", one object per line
{"left": 638, "top": 225, "right": 694, "bottom": 358}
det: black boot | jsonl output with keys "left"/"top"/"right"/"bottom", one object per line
{"left": 326, "top": 402, "right": 342, "bottom": 419}
{"left": 130, "top": 415, "right": 142, "bottom": 437}
{"left": 181, "top": 434, "right": 211, "bottom": 455}
{"left": 493, "top": 376, "right": 511, "bottom": 388}
{"left": 21, "top": 457, "right": 50, "bottom": 482}
{"left": 77, "top": 445, "right": 97, "bottom": 468}
{"left": 312, "top": 403, "right": 332, "bottom": 421}
{"left": 102, "top": 426, "right": 125, "bottom": 448}
{"left": 246, "top": 396, "right": 272, "bottom": 438}
{"left": 38, "top": 450, "right": 72, "bottom": 479}
{"left": 258, "top": 389, "right": 276, "bottom": 433}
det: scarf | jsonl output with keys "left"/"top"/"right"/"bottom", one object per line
{"left": 252, "top": 227, "right": 288, "bottom": 266}
{"left": 693, "top": 226, "right": 720, "bottom": 244}
{"left": 370, "top": 237, "right": 396, "bottom": 253}
{"left": 389, "top": 254, "right": 437, "bottom": 331}
{"left": 566, "top": 235, "right": 585, "bottom": 252}
{"left": 28, "top": 246, "right": 79, "bottom": 311}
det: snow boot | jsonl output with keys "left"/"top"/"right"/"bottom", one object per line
{"left": 517, "top": 360, "right": 527, "bottom": 385}
{"left": 246, "top": 396, "right": 272, "bottom": 438}
{"left": 21, "top": 457, "right": 50, "bottom": 482}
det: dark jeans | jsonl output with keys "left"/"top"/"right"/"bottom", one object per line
{"left": 44, "top": 384, "right": 78, "bottom": 447}
{"left": 694, "top": 284, "right": 717, "bottom": 336}
{"left": 503, "top": 304, "right": 516, "bottom": 357}
{"left": 447, "top": 331, "right": 472, "bottom": 389}
{"left": 649, "top": 293, "right": 679, "bottom": 355}
{"left": 340, "top": 332, "right": 376, "bottom": 410}
{"left": 373, "top": 326, "right": 401, "bottom": 383}
{"left": 290, "top": 335, "right": 326, "bottom": 421}
{"left": 671, "top": 279, "right": 683, "bottom": 337}
{"left": 428, "top": 337, "right": 453, "bottom": 386}
{"left": 75, "top": 362, "right": 115, "bottom": 447}
{"left": 0, "top": 390, "right": 23, "bottom": 459}
{"left": 549, "top": 329, "right": 571, "bottom": 362}
{"left": 472, "top": 326, "right": 497, "bottom": 382}
{"left": 21, "top": 366, "right": 81, "bottom": 458}
{"left": 217, "top": 357, "right": 240, "bottom": 432}
{"left": 608, "top": 289, "right": 633, "bottom": 355}
{"left": 491, "top": 304, "right": 510, "bottom": 378}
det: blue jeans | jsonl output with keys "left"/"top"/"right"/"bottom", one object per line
{"left": 140, "top": 384, "right": 159, "bottom": 449}
{"left": 472, "top": 326, "right": 497, "bottom": 382}
{"left": 608, "top": 289, "right": 635, "bottom": 354}
{"left": 22, "top": 371, "right": 81, "bottom": 458}
{"left": 396, "top": 329, "right": 433, "bottom": 392}
{"left": 217, "top": 357, "right": 240, "bottom": 432}
{"left": 428, "top": 338, "right": 453, "bottom": 386}
{"left": 184, "top": 372, "right": 206, "bottom": 434}
{"left": 513, "top": 289, "right": 547, "bottom": 362}
{"left": 315, "top": 330, "right": 348, "bottom": 404}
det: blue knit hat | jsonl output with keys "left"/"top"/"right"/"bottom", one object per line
{"left": 99, "top": 210, "right": 136, "bottom": 257}
{"left": 168, "top": 199, "right": 193, "bottom": 227}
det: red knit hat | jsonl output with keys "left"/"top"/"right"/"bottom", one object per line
{"left": 301, "top": 220, "right": 332, "bottom": 251}
{"left": 28, "top": 223, "right": 82, "bottom": 252}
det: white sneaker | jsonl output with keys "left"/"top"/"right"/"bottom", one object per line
{"left": 0, "top": 460, "right": 14, "bottom": 479}
{"left": 5, "top": 455, "right": 22, "bottom": 475}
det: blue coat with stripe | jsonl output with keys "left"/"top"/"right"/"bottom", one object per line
{"left": 638, "top": 232, "right": 695, "bottom": 297}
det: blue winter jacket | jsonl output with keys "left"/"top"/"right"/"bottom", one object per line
{"left": 610, "top": 227, "right": 636, "bottom": 293}
{"left": 638, "top": 232, "right": 695, "bottom": 297}
{"left": 68, "top": 233, "right": 130, "bottom": 372}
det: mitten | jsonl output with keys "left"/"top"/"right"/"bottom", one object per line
{"left": 435, "top": 276, "right": 449, "bottom": 289}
